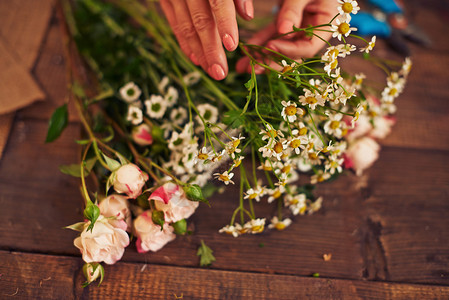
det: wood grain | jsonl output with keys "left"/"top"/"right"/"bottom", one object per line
{"left": 1, "top": 250, "right": 449, "bottom": 300}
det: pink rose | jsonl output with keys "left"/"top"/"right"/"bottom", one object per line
{"left": 132, "top": 124, "right": 153, "bottom": 146}
{"left": 345, "top": 115, "right": 372, "bottom": 142}
{"left": 113, "top": 164, "right": 148, "bottom": 198}
{"left": 150, "top": 182, "right": 199, "bottom": 223}
{"left": 344, "top": 137, "right": 380, "bottom": 176}
{"left": 74, "top": 216, "right": 129, "bottom": 264}
{"left": 134, "top": 211, "right": 176, "bottom": 253}
{"left": 369, "top": 116, "right": 396, "bottom": 139}
{"left": 99, "top": 194, "right": 131, "bottom": 231}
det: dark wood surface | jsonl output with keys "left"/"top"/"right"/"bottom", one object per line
{"left": 1, "top": 0, "right": 449, "bottom": 298}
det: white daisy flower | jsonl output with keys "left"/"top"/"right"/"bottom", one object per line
{"left": 183, "top": 71, "right": 201, "bottom": 86}
{"left": 298, "top": 89, "right": 326, "bottom": 110}
{"left": 360, "top": 36, "right": 376, "bottom": 53}
{"left": 284, "top": 193, "right": 307, "bottom": 215}
{"left": 244, "top": 186, "right": 266, "bottom": 202}
{"left": 278, "top": 60, "right": 299, "bottom": 78}
{"left": 258, "top": 160, "right": 273, "bottom": 171}
{"left": 195, "top": 146, "right": 213, "bottom": 163}
{"left": 281, "top": 100, "right": 301, "bottom": 123}
{"left": 331, "top": 17, "right": 357, "bottom": 41}
{"left": 336, "top": 43, "right": 357, "bottom": 57}
{"left": 310, "top": 170, "right": 331, "bottom": 184}
{"left": 268, "top": 216, "right": 292, "bottom": 231}
{"left": 400, "top": 57, "right": 412, "bottom": 77}
{"left": 145, "top": 95, "right": 167, "bottom": 119}
{"left": 337, "top": 0, "right": 360, "bottom": 18}
{"left": 259, "top": 124, "right": 284, "bottom": 141}
{"left": 213, "top": 171, "right": 234, "bottom": 185}
{"left": 267, "top": 185, "right": 286, "bottom": 203}
{"left": 243, "top": 218, "right": 266, "bottom": 234}
{"left": 119, "top": 82, "right": 141, "bottom": 103}
{"left": 126, "top": 105, "right": 143, "bottom": 125}
{"left": 196, "top": 103, "right": 219, "bottom": 124}
{"left": 307, "top": 197, "right": 323, "bottom": 214}
{"left": 219, "top": 224, "right": 241, "bottom": 237}
{"left": 164, "top": 86, "right": 178, "bottom": 107}
{"left": 323, "top": 113, "right": 344, "bottom": 137}
{"left": 170, "top": 107, "right": 188, "bottom": 126}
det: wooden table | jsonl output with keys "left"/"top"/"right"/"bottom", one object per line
{"left": 1, "top": 1, "right": 449, "bottom": 299}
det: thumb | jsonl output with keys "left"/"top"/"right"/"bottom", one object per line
{"left": 277, "top": 0, "right": 309, "bottom": 34}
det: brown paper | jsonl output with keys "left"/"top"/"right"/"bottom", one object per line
{"left": 0, "top": 0, "right": 55, "bottom": 159}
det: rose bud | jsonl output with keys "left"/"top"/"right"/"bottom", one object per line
{"left": 74, "top": 216, "right": 129, "bottom": 264}
{"left": 132, "top": 123, "right": 153, "bottom": 146}
{"left": 149, "top": 182, "right": 199, "bottom": 223}
{"left": 82, "top": 263, "right": 104, "bottom": 287}
{"left": 134, "top": 211, "right": 176, "bottom": 253}
{"left": 113, "top": 164, "right": 148, "bottom": 199}
{"left": 99, "top": 194, "right": 131, "bottom": 231}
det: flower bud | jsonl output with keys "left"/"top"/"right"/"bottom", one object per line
{"left": 82, "top": 263, "right": 104, "bottom": 287}
{"left": 132, "top": 124, "right": 153, "bottom": 146}
{"left": 113, "top": 164, "right": 149, "bottom": 199}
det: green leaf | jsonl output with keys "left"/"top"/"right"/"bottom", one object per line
{"left": 152, "top": 210, "right": 165, "bottom": 229}
{"left": 172, "top": 219, "right": 187, "bottom": 235}
{"left": 183, "top": 184, "right": 209, "bottom": 206}
{"left": 64, "top": 222, "right": 86, "bottom": 232}
{"left": 197, "top": 240, "right": 215, "bottom": 267}
{"left": 115, "top": 152, "right": 128, "bottom": 165}
{"left": 223, "top": 110, "right": 245, "bottom": 129}
{"left": 102, "top": 153, "right": 121, "bottom": 171}
{"left": 45, "top": 104, "right": 68, "bottom": 143}
{"left": 59, "top": 157, "right": 97, "bottom": 177}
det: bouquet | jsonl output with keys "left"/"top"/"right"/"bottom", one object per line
{"left": 49, "top": 0, "right": 411, "bottom": 286}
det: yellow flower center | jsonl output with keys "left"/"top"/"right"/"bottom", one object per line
{"left": 275, "top": 223, "right": 287, "bottom": 230}
{"left": 252, "top": 225, "right": 264, "bottom": 233}
{"left": 290, "top": 198, "right": 299, "bottom": 205}
{"left": 285, "top": 105, "right": 297, "bottom": 116}
{"left": 233, "top": 159, "right": 242, "bottom": 167}
{"left": 198, "top": 153, "right": 209, "bottom": 160}
{"left": 249, "top": 193, "right": 258, "bottom": 200}
{"left": 330, "top": 59, "right": 338, "bottom": 69}
{"left": 369, "top": 111, "right": 378, "bottom": 118}
{"left": 305, "top": 96, "right": 317, "bottom": 104}
{"left": 282, "top": 65, "right": 293, "bottom": 73}
{"left": 268, "top": 129, "right": 277, "bottom": 139}
{"left": 341, "top": 128, "right": 348, "bottom": 136}
{"left": 299, "top": 127, "right": 308, "bottom": 136}
{"left": 262, "top": 163, "right": 272, "bottom": 171}
{"left": 273, "top": 142, "right": 284, "bottom": 153}
{"left": 389, "top": 88, "right": 398, "bottom": 96}
{"left": 329, "top": 49, "right": 339, "bottom": 58}
{"left": 308, "top": 152, "right": 318, "bottom": 160}
{"left": 219, "top": 174, "right": 230, "bottom": 182}
{"left": 342, "top": 2, "right": 354, "bottom": 13}
{"left": 338, "top": 22, "right": 350, "bottom": 35}
{"left": 273, "top": 190, "right": 282, "bottom": 199}
{"left": 330, "top": 120, "right": 340, "bottom": 130}
{"left": 290, "top": 139, "right": 302, "bottom": 149}
{"left": 281, "top": 165, "right": 291, "bottom": 173}
{"left": 318, "top": 174, "right": 326, "bottom": 182}
{"left": 232, "top": 139, "right": 240, "bottom": 148}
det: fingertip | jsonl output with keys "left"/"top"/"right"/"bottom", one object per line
{"left": 278, "top": 20, "right": 294, "bottom": 35}
{"left": 190, "top": 53, "right": 199, "bottom": 65}
{"left": 209, "top": 64, "right": 227, "bottom": 81}
{"left": 223, "top": 33, "right": 238, "bottom": 52}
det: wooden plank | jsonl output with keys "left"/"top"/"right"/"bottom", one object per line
{"left": 2, "top": 118, "right": 449, "bottom": 285}
{"left": 1, "top": 250, "right": 449, "bottom": 300}
{"left": 0, "top": 251, "right": 80, "bottom": 300}
{"left": 358, "top": 147, "right": 449, "bottom": 284}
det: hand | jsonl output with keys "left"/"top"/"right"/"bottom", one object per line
{"left": 160, "top": 0, "right": 254, "bottom": 81}
{"left": 236, "top": 0, "right": 338, "bottom": 74}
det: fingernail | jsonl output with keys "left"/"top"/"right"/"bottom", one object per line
{"left": 279, "top": 20, "right": 294, "bottom": 34}
{"left": 190, "top": 53, "right": 199, "bottom": 65}
{"left": 244, "top": 1, "right": 254, "bottom": 19}
{"left": 210, "top": 64, "right": 226, "bottom": 80}
{"left": 223, "top": 34, "right": 236, "bottom": 51}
